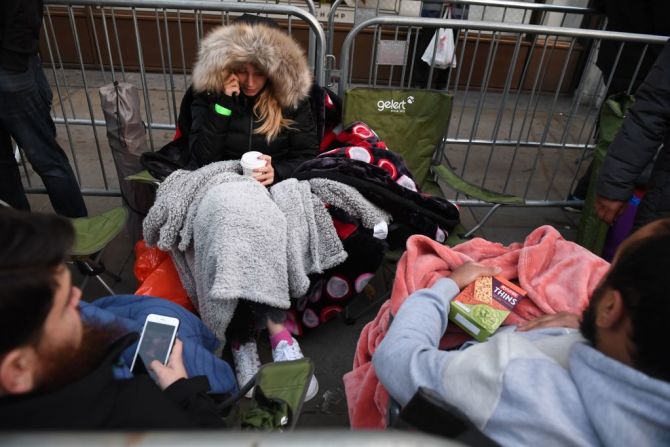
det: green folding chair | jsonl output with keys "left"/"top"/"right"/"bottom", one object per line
{"left": 0, "top": 201, "right": 128, "bottom": 295}
{"left": 342, "top": 88, "right": 524, "bottom": 322}
{"left": 70, "top": 206, "right": 129, "bottom": 294}
{"left": 343, "top": 87, "right": 524, "bottom": 241}
{"left": 220, "top": 358, "right": 314, "bottom": 430}
{"left": 125, "top": 169, "right": 161, "bottom": 187}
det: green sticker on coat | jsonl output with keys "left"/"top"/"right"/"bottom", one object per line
{"left": 215, "top": 103, "right": 232, "bottom": 116}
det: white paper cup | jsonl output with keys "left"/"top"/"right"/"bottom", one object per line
{"left": 240, "top": 151, "right": 266, "bottom": 177}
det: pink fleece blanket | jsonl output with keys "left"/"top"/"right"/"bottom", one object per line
{"left": 343, "top": 225, "right": 609, "bottom": 429}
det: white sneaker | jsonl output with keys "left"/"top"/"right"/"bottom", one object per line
{"left": 272, "top": 337, "right": 319, "bottom": 402}
{"left": 232, "top": 341, "right": 261, "bottom": 398}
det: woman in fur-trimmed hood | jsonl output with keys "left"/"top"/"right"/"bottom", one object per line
{"left": 177, "top": 19, "right": 320, "bottom": 401}
{"left": 187, "top": 20, "right": 318, "bottom": 185}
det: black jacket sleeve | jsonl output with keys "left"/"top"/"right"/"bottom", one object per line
{"left": 596, "top": 40, "right": 670, "bottom": 201}
{"left": 189, "top": 91, "right": 238, "bottom": 166}
{"left": 273, "top": 98, "right": 320, "bottom": 181}
{"left": 0, "top": 0, "right": 43, "bottom": 72}
{"left": 162, "top": 376, "right": 226, "bottom": 428}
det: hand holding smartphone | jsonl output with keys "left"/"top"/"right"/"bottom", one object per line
{"left": 131, "top": 314, "right": 180, "bottom": 384}
{"left": 150, "top": 339, "right": 188, "bottom": 390}
{"left": 224, "top": 73, "right": 240, "bottom": 97}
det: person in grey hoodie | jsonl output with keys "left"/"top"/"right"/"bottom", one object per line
{"left": 374, "top": 219, "right": 670, "bottom": 446}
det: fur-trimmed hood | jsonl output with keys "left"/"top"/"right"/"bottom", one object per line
{"left": 192, "top": 23, "right": 312, "bottom": 109}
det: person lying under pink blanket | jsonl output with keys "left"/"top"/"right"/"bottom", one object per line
{"left": 372, "top": 219, "right": 670, "bottom": 445}
{"left": 344, "top": 225, "right": 610, "bottom": 429}
{"left": 373, "top": 219, "right": 670, "bottom": 445}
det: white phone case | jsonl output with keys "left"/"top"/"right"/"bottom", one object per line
{"left": 130, "top": 313, "right": 179, "bottom": 372}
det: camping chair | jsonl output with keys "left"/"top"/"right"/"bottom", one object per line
{"left": 343, "top": 87, "right": 525, "bottom": 239}
{"left": 341, "top": 88, "right": 523, "bottom": 322}
{"left": 70, "top": 206, "right": 129, "bottom": 294}
{"left": 0, "top": 201, "right": 128, "bottom": 294}
{"left": 219, "top": 358, "right": 314, "bottom": 430}
{"left": 390, "top": 387, "right": 500, "bottom": 446}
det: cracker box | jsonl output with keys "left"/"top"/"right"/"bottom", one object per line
{"left": 448, "top": 275, "right": 527, "bottom": 342}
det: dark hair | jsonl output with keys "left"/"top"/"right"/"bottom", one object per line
{"left": 0, "top": 209, "right": 74, "bottom": 354}
{"left": 600, "top": 218, "right": 670, "bottom": 382}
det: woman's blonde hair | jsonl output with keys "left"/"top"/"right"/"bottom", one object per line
{"left": 227, "top": 63, "right": 294, "bottom": 142}
{"left": 253, "top": 87, "right": 294, "bottom": 142}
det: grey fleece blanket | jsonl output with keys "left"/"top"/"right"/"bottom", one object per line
{"left": 307, "top": 178, "right": 391, "bottom": 229}
{"left": 143, "top": 162, "right": 390, "bottom": 343}
{"left": 143, "top": 160, "right": 241, "bottom": 250}
{"left": 143, "top": 161, "right": 243, "bottom": 310}
{"left": 270, "top": 179, "right": 347, "bottom": 297}
{"left": 192, "top": 181, "right": 288, "bottom": 341}
{"left": 144, "top": 161, "right": 390, "bottom": 340}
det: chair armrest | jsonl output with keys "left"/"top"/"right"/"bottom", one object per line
{"left": 125, "top": 170, "right": 161, "bottom": 186}
{"left": 432, "top": 165, "right": 524, "bottom": 205}
{"left": 398, "top": 387, "right": 501, "bottom": 446}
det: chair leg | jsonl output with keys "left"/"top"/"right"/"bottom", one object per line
{"left": 343, "top": 289, "right": 390, "bottom": 325}
{"left": 94, "top": 275, "right": 117, "bottom": 295}
{"left": 90, "top": 249, "right": 123, "bottom": 283}
{"left": 462, "top": 203, "right": 502, "bottom": 239}
{"left": 73, "top": 249, "right": 120, "bottom": 295}
{"left": 103, "top": 269, "right": 122, "bottom": 283}
{"left": 79, "top": 273, "right": 91, "bottom": 293}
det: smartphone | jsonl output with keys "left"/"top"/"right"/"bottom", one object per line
{"left": 130, "top": 314, "right": 180, "bottom": 374}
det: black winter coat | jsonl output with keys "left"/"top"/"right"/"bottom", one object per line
{"left": 596, "top": 41, "right": 670, "bottom": 227}
{"left": 189, "top": 89, "right": 319, "bottom": 181}
{"left": 0, "top": 0, "right": 43, "bottom": 72}
{"left": 593, "top": 0, "right": 670, "bottom": 94}
{"left": 0, "top": 334, "right": 226, "bottom": 430}
{"left": 294, "top": 157, "right": 460, "bottom": 249}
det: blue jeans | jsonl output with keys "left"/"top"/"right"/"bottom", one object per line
{"left": 0, "top": 55, "right": 87, "bottom": 217}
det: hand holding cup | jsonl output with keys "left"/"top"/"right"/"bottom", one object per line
{"left": 241, "top": 152, "right": 275, "bottom": 186}
{"left": 254, "top": 154, "right": 275, "bottom": 186}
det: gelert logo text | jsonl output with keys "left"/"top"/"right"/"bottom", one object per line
{"left": 377, "top": 95, "right": 415, "bottom": 113}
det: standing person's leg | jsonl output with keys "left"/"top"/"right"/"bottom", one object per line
{"left": 411, "top": 5, "right": 446, "bottom": 90}
{"left": 0, "top": 126, "right": 30, "bottom": 210}
{"left": 0, "top": 56, "right": 87, "bottom": 217}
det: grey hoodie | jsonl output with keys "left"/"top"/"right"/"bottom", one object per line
{"left": 373, "top": 278, "right": 670, "bottom": 446}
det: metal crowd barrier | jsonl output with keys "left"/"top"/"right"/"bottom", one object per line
{"left": 338, "top": 16, "right": 668, "bottom": 207}
{"left": 324, "top": 0, "right": 603, "bottom": 87}
{"left": 22, "top": 0, "right": 668, "bottom": 210}
{"left": 21, "top": 0, "right": 324, "bottom": 197}
{"left": 420, "top": 0, "right": 600, "bottom": 25}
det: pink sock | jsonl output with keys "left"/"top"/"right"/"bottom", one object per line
{"left": 270, "top": 329, "right": 293, "bottom": 350}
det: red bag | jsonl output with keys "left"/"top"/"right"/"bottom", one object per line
{"left": 134, "top": 240, "right": 196, "bottom": 314}
{"left": 134, "top": 240, "right": 168, "bottom": 283}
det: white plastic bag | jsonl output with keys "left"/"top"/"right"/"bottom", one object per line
{"left": 421, "top": 8, "right": 457, "bottom": 69}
